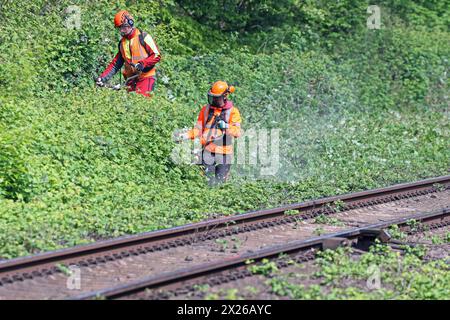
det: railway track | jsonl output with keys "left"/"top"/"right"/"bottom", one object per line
{"left": 76, "top": 207, "right": 450, "bottom": 300}
{"left": 164, "top": 210, "right": 450, "bottom": 301}
{"left": 0, "top": 175, "right": 449, "bottom": 299}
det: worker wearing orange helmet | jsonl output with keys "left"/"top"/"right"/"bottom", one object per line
{"left": 96, "top": 10, "right": 161, "bottom": 97}
{"left": 176, "top": 81, "right": 242, "bottom": 185}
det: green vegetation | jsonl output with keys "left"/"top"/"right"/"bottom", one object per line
{"left": 215, "top": 239, "right": 229, "bottom": 252}
{"left": 55, "top": 263, "right": 71, "bottom": 276}
{"left": 428, "top": 232, "right": 450, "bottom": 245}
{"left": 314, "top": 227, "right": 325, "bottom": 236}
{"left": 262, "top": 245, "right": 449, "bottom": 299}
{"left": 249, "top": 258, "right": 279, "bottom": 276}
{"left": 202, "top": 240, "right": 449, "bottom": 299}
{"left": 314, "top": 214, "right": 344, "bottom": 226}
{"left": 284, "top": 210, "right": 299, "bottom": 216}
{"left": 387, "top": 224, "right": 408, "bottom": 240}
{"left": 332, "top": 200, "right": 346, "bottom": 213}
{"left": 1, "top": 1, "right": 449, "bottom": 259}
{"left": 205, "top": 288, "right": 243, "bottom": 300}
{"left": 406, "top": 219, "right": 420, "bottom": 232}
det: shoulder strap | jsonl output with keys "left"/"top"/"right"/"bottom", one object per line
{"left": 221, "top": 108, "right": 232, "bottom": 123}
{"left": 138, "top": 29, "right": 150, "bottom": 55}
{"left": 203, "top": 104, "right": 213, "bottom": 127}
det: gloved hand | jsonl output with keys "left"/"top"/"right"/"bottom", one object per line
{"left": 217, "top": 120, "right": 229, "bottom": 129}
{"left": 95, "top": 77, "right": 105, "bottom": 87}
{"left": 133, "top": 62, "right": 144, "bottom": 72}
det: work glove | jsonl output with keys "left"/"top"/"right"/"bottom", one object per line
{"left": 217, "top": 120, "right": 229, "bottom": 129}
{"left": 95, "top": 77, "right": 105, "bottom": 87}
{"left": 133, "top": 62, "right": 144, "bottom": 72}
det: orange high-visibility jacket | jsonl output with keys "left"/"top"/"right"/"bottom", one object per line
{"left": 119, "top": 29, "right": 160, "bottom": 79}
{"left": 187, "top": 102, "right": 242, "bottom": 154}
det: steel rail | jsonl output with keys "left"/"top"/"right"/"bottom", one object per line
{"left": 74, "top": 207, "right": 450, "bottom": 299}
{"left": 0, "top": 175, "right": 448, "bottom": 278}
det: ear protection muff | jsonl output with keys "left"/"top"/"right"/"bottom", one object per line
{"left": 126, "top": 16, "right": 134, "bottom": 27}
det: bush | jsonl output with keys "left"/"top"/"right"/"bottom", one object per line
{"left": 0, "top": 0, "right": 448, "bottom": 258}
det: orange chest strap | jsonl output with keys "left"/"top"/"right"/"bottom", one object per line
{"left": 203, "top": 105, "right": 232, "bottom": 129}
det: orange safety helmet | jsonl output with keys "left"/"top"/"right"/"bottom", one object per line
{"left": 114, "top": 10, "right": 134, "bottom": 27}
{"left": 207, "top": 81, "right": 235, "bottom": 107}
{"left": 208, "top": 81, "right": 235, "bottom": 97}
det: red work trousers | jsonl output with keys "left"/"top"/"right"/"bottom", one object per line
{"left": 127, "top": 76, "right": 156, "bottom": 97}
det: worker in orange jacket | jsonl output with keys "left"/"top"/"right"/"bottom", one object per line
{"left": 96, "top": 10, "right": 161, "bottom": 97}
{"left": 177, "top": 81, "right": 242, "bottom": 185}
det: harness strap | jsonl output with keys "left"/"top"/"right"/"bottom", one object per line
{"left": 202, "top": 105, "right": 233, "bottom": 147}
{"left": 204, "top": 106, "right": 232, "bottom": 129}
{"left": 138, "top": 29, "right": 150, "bottom": 55}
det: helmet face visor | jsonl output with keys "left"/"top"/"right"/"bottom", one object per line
{"left": 118, "top": 24, "right": 132, "bottom": 36}
{"left": 208, "top": 93, "right": 225, "bottom": 107}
